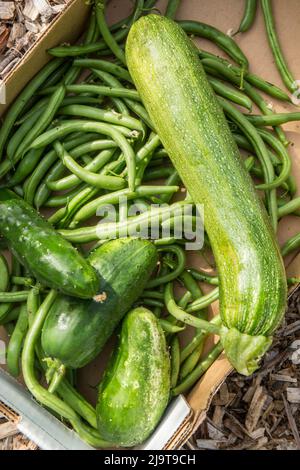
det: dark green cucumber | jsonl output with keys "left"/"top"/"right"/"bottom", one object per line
{"left": 96, "top": 306, "right": 170, "bottom": 447}
{"left": 126, "top": 15, "right": 287, "bottom": 376}
{"left": 41, "top": 238, "right": 158, "bottom": 369}
{"left": 0, "top": 190, "right": 98, "bottom": 299}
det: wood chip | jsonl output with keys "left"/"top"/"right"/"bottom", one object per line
{"left": 0, "top": 25, "right": 10, "bottom": 53}
{"left": 212, "top": 405, "right": 225, "bottom": 427}
{"left": 0, "top": 421, "right": 18, "bottom": 439}
{"left": 286, "top": 387, "right": 300, "bottom": 404}
{"left": 245, "top": 386, "right": 268, "bottom": 432}
{"left": 0, "top": 2, "right": 15, "bottom": 20}
{"left": 271, "top": 373, "right": 297, "bottom": 383}
{"left": 282, "top": 394, "right": 300, "bottom": 449}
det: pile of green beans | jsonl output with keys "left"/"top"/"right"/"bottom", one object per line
{"left": 1, "top": 0, "right": 300, "bottom": 448}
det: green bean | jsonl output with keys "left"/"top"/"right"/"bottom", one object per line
{"left": 165, "top": 0, "right": 181, "bottom": 19}
{"left": 12, "top": 277, "right": 35, "bottom": 288}
{"left": 61, "top": 200, "right": 189, "bottom": 242}
{"left": 7, "top": 108, "right": 43, "bottom": 160}
{"left": 0, "top": 291, "right": 30, "bottom": 303}
{"left": 0, "top": 58, "right": 63, "bottom": 161}
{"left": 30, "top": 120, "right": 136, "bottom": 191}
{"left": 15, "top": 85, "right": 66, "bottom": 163}
{"left": 172, "top": 342, "right": 224, "bottom": 396}
{"left": 143, "top": 167, "right": 174, "bottom": 182}
{"left": 0, "top": 253, "right": 9, "bottom": 292}
{"left": 0, "top": 258, "right": 21, "bottom": 323}
{"left": 202, "top": 58, "right": 288, "bottom": 146}
{"left": 29, "top": 133, "right": 97, "bottom": 204}
{"left": 58, "top": 104, "right": 144, "bottom": 133}
{"left": 281, "top": 232, "right": 300, "bottom": 257}
{"left": 142, "top": 290, "right": 164, "bottom": 300}
{"left": 180, "top": 271, "right": 202, "bottom": 301}
{"left": 164, "top": 283, "right": 220, "bottom": 333}
{"left": 43, "top": 62, "right": 71, "bottom": 89}
{"left": 178, "top": 291, "right": 193, "bottom": 309}
{"left": 247, "top": 112, "right": 300, "bottom": 127}
{"left": 208, "top": 76, "right": 252, "bottom": 110}
{"left": 178, "top": 20, "right": 249, "bottom": 70}
{"left": 48, "top": 42, "right": 110, "bottom": 58}
{"left": 186, "top": 288, "right": 220, "bottom": 313}
{"left": 262, "top": 0, "right": 298, "bottom": 93}
{"left": 27, "top": 286, "right": 40, "bottom": 328}
{"left": 50, "top": 184, "right": 100, "bottom": 227}
{"left": 188, "top": 268, "right": 219, "bottom": 286}
{"left": 54, "top": 142, "right": 125, "bottom": 191}
{"left": 159, "top": 320, "right": 185, "bottom": 334}
{"left": 75, "top": 59, "right": 133, "bottom": 83}
{"left": 48, "top": 144, "right": 117, "bottom": 192}
{"left": 199, "top": 49, "right": 291, "bottom": 102}
{"left": 6, "top": 303, "right": 28, "bottom": 377}
{"left": 48, "top": 361, "right": 66, "bottom": 394}
{"left": 148, "top": 245, "right": 186, "bottom": 288}
{"left": 95, "top": 0, "right": 126, "bottom": 65}
{"left": 0, "top": 306, "right": 21, "bottom": 325}
{"left": 236, "top": 0, "right": 257, "bottom": 34}
{"left": 233, "top": 132, "right": 295, "bottom": 194}
{"left": 143, "top": 299, "right": 164, "bottom": 309}
{"left": 17, "top": 96, "right": 104, "bottom": 126}
{"left": 180, "top": 331, "right": 206, "bottom": 364}
{"left": 179, "top": 343, "right": 204, "bottom": 381}
{"left": 91, "top": 67, "right": 153, "bottom": 128}
{"left": 278, "top": 197, "right": 300, "bottom": 218}
{"left": 170, "top": 336, "right": 181, "bottom": 389}
{"left": 91, "top": 69, "right": 130, "bottom": 115}
{"left": 21, "top": 290, "right": 111, "bottom": 447}
{"left": 57, "top": 379, "right": 97, "bottom": 429}
{"left": 71, "top": 185, "right": 179, "bottom": 225}
{"left": 219, "top": 98, "right": 278, "bottom": 231}
{"left": 159, "top": 170, "right": 181, "bottom": 204}
{"left": 256, "top": 128, "right": 292, "bottom": 191}
{"left": 5, "top": 149, "right": 45, "bottom": 188}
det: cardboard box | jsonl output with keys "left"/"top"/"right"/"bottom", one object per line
{"left": 1, "top": 0, "right": 300, "bottom": 450}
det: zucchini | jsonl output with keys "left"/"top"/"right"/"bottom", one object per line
{"left": 126, "top": 15, "right": 287, "bottom": 375}
{"left": 41, "top": 238, "right": 158, "bottom": 369}
{"left": 0, "top": 190, "right": 98, "bottom": 299}
{"left": 96, "top": 306, "right": 170, "bottom": 447}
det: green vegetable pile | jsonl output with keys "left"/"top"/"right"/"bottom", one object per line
{"left": 0, "top": 0, "right": 299, "bottom": 448}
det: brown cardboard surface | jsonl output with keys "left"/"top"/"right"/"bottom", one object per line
{"left": 1, "top": 0, "right": 300, "bottom": 448}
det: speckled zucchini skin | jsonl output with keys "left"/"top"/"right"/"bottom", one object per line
{"left": 0, "top": 191, "right": 98, "bottom": 299}
{"left": 96, "top": 307, "right": 170, "bottom": 447}
{"left": 41, "top": 238, "right": 158, "bottom": 369}
{"left": 126, "top": 16, "right": 287, "bottom": 373}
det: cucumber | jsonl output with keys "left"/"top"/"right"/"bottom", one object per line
{"left": 126, "top": 15, "right": 287, "bottom": 375}
{"left": 0, "top": 190, "right": 98, "bottom": 299}
{"left": 96, "top": 306, "right": 170, "bottom": 447}
{"left": 41, "top": 238, "right": 158, "bottom": 369}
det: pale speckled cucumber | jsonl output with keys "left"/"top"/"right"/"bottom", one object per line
{"left": 96, "top": 306, "right": 170, "bottom": 447}
{"left": 41, "top": 238, "right": 158, "bottom": 369}
{"left": 0, "top": 189, "right": 98, "bottom": 299}
{"left": 126, "top": 15, "right": 287, "bottom": 375}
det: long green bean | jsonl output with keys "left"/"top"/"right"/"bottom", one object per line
{"left": 261, "top": 0, "right": 298, "bottom": 93}
{"left": 6, "top": 304, "right": 28, "bottom": 377}
{"left": 21, "top": 290, "right": 111, "bottom": 447}
{"left": 172, "top": 342, "right": 224, "bottom": 396}
{"left": 219, "top": 98, "right": 278, "bottom": 230}
{"left": 0, "top": 58, "right": 63, "bottom": 161}
{"left": 30, "top": 120, "right": 136, "bottom": 191}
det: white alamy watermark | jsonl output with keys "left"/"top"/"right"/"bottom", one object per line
{"left": 96, "top": 197, "right": 205, "bottom": 250}
{"left": 0, "top": 80, "right": 6, "bottom": 105}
